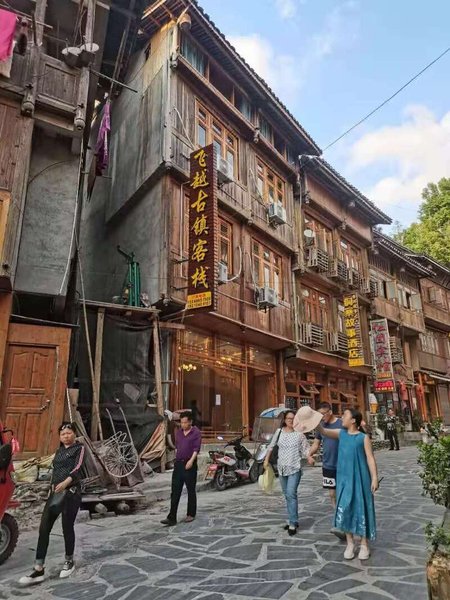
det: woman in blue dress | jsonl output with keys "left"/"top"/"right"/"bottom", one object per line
{"left": 318, "top": 408, "right": 378, "bottom": 560}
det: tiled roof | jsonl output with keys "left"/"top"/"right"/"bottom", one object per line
{"left": 374, "top": 231, "right": 433, "bottom": 276}
{"left": 306, "top": 158, "right": 392, "bottom": 225}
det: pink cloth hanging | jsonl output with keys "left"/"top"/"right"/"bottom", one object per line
{"left": 0, "top": 9, "right": 17, "bottom": 62}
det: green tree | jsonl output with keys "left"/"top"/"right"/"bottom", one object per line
{"left": 392, "top": 178, "right": 450, "bottom": 265}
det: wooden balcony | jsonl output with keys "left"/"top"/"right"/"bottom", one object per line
{"left": 1, "top": 52, "right": 83, "bottom": 130}
{"left": 423, "top": 302, "right": 450, "bottom": 330}
{"left": 372, "top": 297, "right": 425, "bottom": 333}
{"left": 418, "top": 351, "right": 450, "bottom": 374}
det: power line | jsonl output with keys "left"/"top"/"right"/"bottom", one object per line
{"left": 322, "top": 45, "right": 450, "bottom": 152}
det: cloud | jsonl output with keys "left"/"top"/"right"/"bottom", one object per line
{"left": 228, "top": 33, "right": 300, "bottom": 104}
{"left": 274, "top": 0, "right": 298, "bottom": 19}
{"left": 348, "top": 105, "right": 450, "bottom": 213}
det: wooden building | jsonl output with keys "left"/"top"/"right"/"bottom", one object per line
{"left": 369, "top": 232, "right": 430, "bottom": 427}
{"left": 285, "top": 159, "right": 391, "bottom": 415}
{"left": 414, "top": 255, "right": 450, "bottom": 424}
{"left": 0, "top": 0, "right": 143, "bottom": 457}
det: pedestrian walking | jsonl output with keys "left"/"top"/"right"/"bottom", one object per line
{"left": 264, "top": 406, "right": 322, "bottom": 536}
{"left": 386, "top": 408, "right": 400, "bottom": 450}
{"left": 318, "top": 408, "right": 379, "bottom": 560}
{"left": 161, "top": 411, "right": 201, "bottom": 526}
{"left": 308, "top": 402, "right": 345, "bottom": 540}
{"left": 19, "top": 423, "right": 85, "bottom": 586}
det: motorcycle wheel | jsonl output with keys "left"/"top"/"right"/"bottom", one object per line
{"left": 249, "top": 462, "right": 259, "bottom": 483}
{"left": 0, "top": 513, "right": 19, "bottom": 565}
{"left": 214, "top": 472, "right": 227, "bottom": 491}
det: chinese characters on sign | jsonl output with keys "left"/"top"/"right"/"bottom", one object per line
{"left": 187, "top": 144, "right": 218, "bottom": 312}
{"left": 370, "top": 318, "right": 395, "bottom": 392}
{"left": 343, "top": 293, "right": 364, "bottom": 367}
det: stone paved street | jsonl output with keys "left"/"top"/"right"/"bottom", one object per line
{"left": 0, "top": 447, "right": 444, "bottom": 599}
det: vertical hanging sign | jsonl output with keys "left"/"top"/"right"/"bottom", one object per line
{"left": 370, "top": 318, "right": 395, "bottom": 392}
{"left": 186, "top": 144, "right": 218, "bottom": 312}
{"left": 343, "top": 293, "right": 364, "bottom": 367}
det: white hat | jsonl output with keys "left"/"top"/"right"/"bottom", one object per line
{"left": 293, "top": 405, "right": 323, "bottom": 433}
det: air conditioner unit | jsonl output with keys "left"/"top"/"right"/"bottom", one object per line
{"left": 327, "top": 332, "right": 348, "bottom": 354}
{"left": 307, "top": 247, "right": 329, "bottom": 273}
{"left": 299, "top": 323, "right": 324, "bottom": 346}
{"left": 218, "top": 262, "right": 228, "bottom": 285}
{"left": 267, "top": 202, "right": 287, "bottom": 226}
{"left": 328, "top": 258, "right": 349, "bottom": 283}
{"left": 258, "top": 286, "right": 278, "bottom": 309}
{"left": 389, "top": 336, "right": 404, "bottom": 364}
{"left": 217, "top": 156, "right": 233, "bottom": 185}
{"left": 349, "top": 268, "right": 361, "bottom": 289}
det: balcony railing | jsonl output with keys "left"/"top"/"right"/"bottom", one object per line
{"left": 423, "top": 302, "right": 450, "bottom": 327}
{"left": 372, "top": 297, "right": 425, "bottom": 332}
{"left": 418, "top": 351, "right": 449, "bottom": 373}
{"left": 298, "top": 323, "right": 324, "bottom": 347}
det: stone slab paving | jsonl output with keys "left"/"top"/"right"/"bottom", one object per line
{"left": 0, "top": 447, "right": 444, "bottom": 599}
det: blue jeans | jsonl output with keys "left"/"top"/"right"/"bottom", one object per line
{"left": 279, "top": 470, "right": 302, "bottom": 526}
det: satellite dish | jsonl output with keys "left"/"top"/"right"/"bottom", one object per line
{"left": 303, "top": 229, "right": 315, "bottom": 238}
{"left": 62, "top": 47, "right": 81, "bottom": 68}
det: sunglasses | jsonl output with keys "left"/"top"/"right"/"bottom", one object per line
{"left": 59, "top": 424, "right": 75, "bottom": 433}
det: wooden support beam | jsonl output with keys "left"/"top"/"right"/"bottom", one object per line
{"left": 152, "top": 318, "right": 166, "bottom": 472}
{"left": 91, "top": 307, "right": 105, "bottom": 441}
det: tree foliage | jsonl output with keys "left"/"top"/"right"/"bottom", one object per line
{"left": 418, "top": 435, "right": 450, "bottom": 509}
{"left": 392, "top": 178, "right": 450, "bottom": 265}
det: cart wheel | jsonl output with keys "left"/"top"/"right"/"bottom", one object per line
{"left": 249, "top": 462, "right": 259, "bottom": 483}
{"left": 0, "top": 513, "right": 19, "bottom": 565}
{"left": 214, "top": 472, "right": 227, "bottom": 491}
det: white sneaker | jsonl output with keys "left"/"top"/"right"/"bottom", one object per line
{"left": 59, "top": 560, "right": 75, "bottom": 578}
{"left": 19, "top": 568, "right": 45, "bottom": 586}
{"left": 358, "top": 545, "right": 370, "bottom": 560}
{"left": 344, "top": 543, "right": 355, "bottom": 560}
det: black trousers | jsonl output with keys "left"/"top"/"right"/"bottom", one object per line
{"left": 168, "top": 460, "right": 197, "bottom": 521}
{"left": 36, "top": 489, "right": 81, "bottom": 564}
{"left": 387, "top": 429, "right": 400, "bottom": 450}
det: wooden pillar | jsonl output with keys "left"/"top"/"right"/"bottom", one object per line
{"left": 276, "top": 351, "right": 285, "bottom": 405}
{"left": 22, "top": 0, "right": 47, "bottom": 116}
{"left": 0, "top": 293, "right": 12, "bottom": 397}
{"left": 152, "top": 318, "right": 166, "bottom": 472}
{"left": 90, "top": 307, "right": 105, "bottom": 441}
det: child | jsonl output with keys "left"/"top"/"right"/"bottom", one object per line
{"left": 318, "top": 408, "right": 378, "bottom": 560}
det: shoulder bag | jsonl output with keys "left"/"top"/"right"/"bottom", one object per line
{"left": 269, "top": 428, "right": 282, "bottom": 467}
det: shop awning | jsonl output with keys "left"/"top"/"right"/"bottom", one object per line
{"left": 299, "top": 383, "right": 320, "bottom": 395}
{"left": 422, "top": 371, "right": 450, "bottom": 384}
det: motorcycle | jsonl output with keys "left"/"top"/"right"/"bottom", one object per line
{"left": 0, "top": 423, "right": 19, "bottom": 565}
{"left": 206, "top": 434, "right": 259, "bottom": 491}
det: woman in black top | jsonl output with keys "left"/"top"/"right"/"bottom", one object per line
{"left": 19, "top": 423, "right": 85, "bottom": 586}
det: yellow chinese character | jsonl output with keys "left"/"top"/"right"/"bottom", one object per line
{"left": 344, "top": 308, "right": 354, "bottom": 318}
{"left": 348, "top": 338, "right": 359, "bottom": 349}
{"left": 191, "top": 189, "right": 208, "bottom": 212}
{"left": 192, "top": 214, "right": 208, "bottom": 236}
{"left": 194, "top": 148, "right": 207, "bottom": 168}
{"left": 191, "top": 266, "right": 209, "bottom": 289}
{"left": 349, "top": 349, "right": 361, "bottom": 359}
{"left": 191, "top": 170, "right": 208, "bottom": 189}
{"left": 345, "top": 318, "right": 356, "bottom": 329}
{"left": 343, "top": 297, "right": 353, "bottom": 308}
{"left": 192, "top": 239, "right": 208, "bottom": 262}
{"left": 346, "top": 328, "right": 356, "bottom": 338}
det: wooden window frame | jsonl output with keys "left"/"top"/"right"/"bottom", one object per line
{"left": 300, "top": 285, "right": 329, "bottom": 329}
{"left": 256, "top": 158, "right": 285, "bottom": 206}
{"left": 303, "top": 214, "right": 333, "bottom": 253}
{"left": 339, "top": 238, "right": 361, "bottom": 271}
{"left": 252, "top": 239, "right": 283, "bottom": 299}
{"left": 219, "top": 218, "right": 233, "bottom": 270}
{"left": 196, "top": 101, "right": 238, "bottom": 178}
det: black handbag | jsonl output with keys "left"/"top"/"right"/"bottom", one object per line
{"left": 269, "top": 428, "right": 282, "bottom": 467}
{"left": 47, "top": 490, "right": 67, "bottom": 512}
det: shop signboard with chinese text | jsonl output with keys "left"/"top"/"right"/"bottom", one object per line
{"left": 343, "top": 293, "right": 364, "bottom": 367}
{"left": 187, "top": 144, "right": 218, "bottom": 312}
{"left": 370, "top": 318, "right": 395, "bottom": 392}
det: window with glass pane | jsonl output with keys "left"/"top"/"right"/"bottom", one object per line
{"left": 252, "top": 240, "right": 283, "bottom": 298}
{"left": 301, "top": 285, "right": 329, "bottom": 327}
{"left": 219, "top": 219, "right": 232, "bottom": 268}
{"left": 181, "top": 36, "right": 207, "bottom": 76}
{"left": 256, "top": 159, "right": 285, "bottom": 205}
{"left": 195, "top": 102, "right": 238, "bottom": 177}
{"left": 259, "top": 114, "right": 273, "bottom": 142}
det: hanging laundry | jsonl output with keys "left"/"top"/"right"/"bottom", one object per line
{"left": 0, "top": 9, "right": 17, "bottom": 62}
{"left": 95, "top": 99, "right": 111, "bottom": 175}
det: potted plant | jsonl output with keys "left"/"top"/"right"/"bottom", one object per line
{"left": 418, "top": 435, "right": 450, "bottom": 599}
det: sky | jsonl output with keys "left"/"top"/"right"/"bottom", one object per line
{"left": 199, "top": 0, "right": 450, "bottom": 230}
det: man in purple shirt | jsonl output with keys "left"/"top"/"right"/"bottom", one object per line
{"left": 161, "top": 412, "right": 202, "bottom": 526}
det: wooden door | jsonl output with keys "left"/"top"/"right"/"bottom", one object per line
{"left": 0, "top": 323, "right": 71, "bottom": 459}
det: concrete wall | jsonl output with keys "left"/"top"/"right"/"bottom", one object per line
{"left": 15, "top": 131, "right": 79, "bottom": 296}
